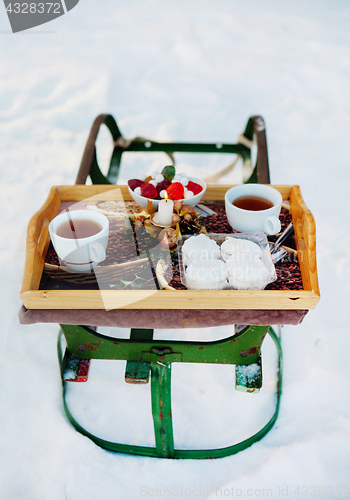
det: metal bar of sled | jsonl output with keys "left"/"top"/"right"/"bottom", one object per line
{"left": 59, "top": 324, "right": 269, "bottom": 366}
{"left": 123, "top": 141, "right": 249, "bottom": 156}
{"left": 151, "top": 362, "right": 175, "bottom": 458}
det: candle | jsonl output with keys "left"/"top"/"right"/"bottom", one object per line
{"left": 157, "top": 198, "right": 174, "bottom": 226}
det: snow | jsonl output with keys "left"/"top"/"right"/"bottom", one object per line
{"left": 235, "top": 362, "right": 261, "bottom": 386}
{"left": 1, "top": 0, "right": 350, "bottom": 498}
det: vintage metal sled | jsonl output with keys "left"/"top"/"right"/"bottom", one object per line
{"left": 20, "top": 114, "right": 319, "bottom": 458}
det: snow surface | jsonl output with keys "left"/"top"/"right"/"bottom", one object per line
{"left": 1, "top": 1, "right": 350, "bottom": 498}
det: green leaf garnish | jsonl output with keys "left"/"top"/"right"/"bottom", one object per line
{"left": 161, "top": 165, "right": 176, "bottom": 181}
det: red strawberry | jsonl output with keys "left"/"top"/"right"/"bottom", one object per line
{"left": 140, "top": 182, "right": 158, "bottom": 199}
{"left": 166, "top": 182, "right": 185, "bottom": 201}
{"left": 128, "top": 179, "right": 144, "bottom": 191}
{"left": 186, "top": 180, "right": 202, "bottom": 195}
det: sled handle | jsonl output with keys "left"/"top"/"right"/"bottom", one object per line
{"left": 75, "top": 114, "right": 122, "bottom": 185}
{"left": 75, "top": 114, "right": 270, "bottom": 186}
{"left": 249, "top": 115, "right": 270, "bottom": 184}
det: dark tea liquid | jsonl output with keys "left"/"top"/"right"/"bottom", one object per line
{"left": 56, "top": 219, "right": 102, "bottom": 239}
{"left": 232, "top": 195, "right": 274, "bottom": 211}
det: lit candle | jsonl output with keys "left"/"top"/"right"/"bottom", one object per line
{"left": 157, "top": 198, "right": 174, "bottom": 226}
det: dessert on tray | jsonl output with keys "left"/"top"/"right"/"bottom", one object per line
{"left": 180, "top": 233, "right": 276, "bottom": 291}
{"left": 185, "top": 259, "right": 228, "bottom": 290}
{"left": 181, "top": 233, "right": 220, "bottom": 265}
{"left": 220, "top": 237, "right": 261, "bottom": 262}
{"left": 226, "top": 258, "right": 270, "bottom": 290}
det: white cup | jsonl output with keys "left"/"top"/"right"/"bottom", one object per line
{"left": 225, "top": 184, "right": 282, "bottom": 235}
{"left": 49, "top": 209, "right": 109, "bottom": 272}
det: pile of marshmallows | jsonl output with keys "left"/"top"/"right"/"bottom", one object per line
{"left": 182, "top": 234, "right": 270, "bottom": 290}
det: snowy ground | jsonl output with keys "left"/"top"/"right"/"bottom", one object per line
{"left": 1, "top": 1, "right": 350, "bottom": 499}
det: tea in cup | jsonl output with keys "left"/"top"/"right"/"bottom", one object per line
{"left": 49, "top": 209, "right": 109, "bottom": 272}
{"left": 225, "top": 184, "right": 282, "bottom": 235}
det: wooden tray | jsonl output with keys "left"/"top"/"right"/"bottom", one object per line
{"left": 20, "top": 185, "right": 320, "bottom": 310}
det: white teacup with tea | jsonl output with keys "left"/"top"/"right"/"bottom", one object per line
{"left": 49, "top": 209, "right": 109, "bottom": 272}
{"left": 225, "top": 184, "right": 282, "bottom": 235}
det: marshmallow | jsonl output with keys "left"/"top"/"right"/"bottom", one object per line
{"left": 180, "top": 176, "right": 189, "bottom": 186}
{"left": 226, "top": 259, "right": 269, "bottom": 290}
{"left": 221, "top": 237, "right": 261, "bottom": 262}
{"left": 184, "top": 190, "right": 194, "bottom": 199}
{"left": 185, "top": 260, "right": 228, "bottom": 290}
{"left": 182, "top": 234, "right": 220, "bottom": 265}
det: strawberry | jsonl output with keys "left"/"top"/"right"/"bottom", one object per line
{"left": 140, "top": 182, "right": 158, "bottom": 199}
{"left": 186, "top": 180, "right": 202, "bottom": 195}
{"left": 128, "top": 179, "right": 144, "bottom": 191}
{"left": 166, "top": 182, "right": 185, "bottom": 200}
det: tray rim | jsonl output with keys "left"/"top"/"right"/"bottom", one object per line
{"left": 20, "top": 184, "right": 320, "bottom": 310}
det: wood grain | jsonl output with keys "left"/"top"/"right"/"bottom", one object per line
{"left": 20, "top": 288, "right": 318, "bottom": 310}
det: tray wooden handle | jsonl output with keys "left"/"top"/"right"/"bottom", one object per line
{"left": 290, "top": 186, "right": 319, "bottom": 296}
{"left": 21, "top": 187, "right": 61, "bottom": 293}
